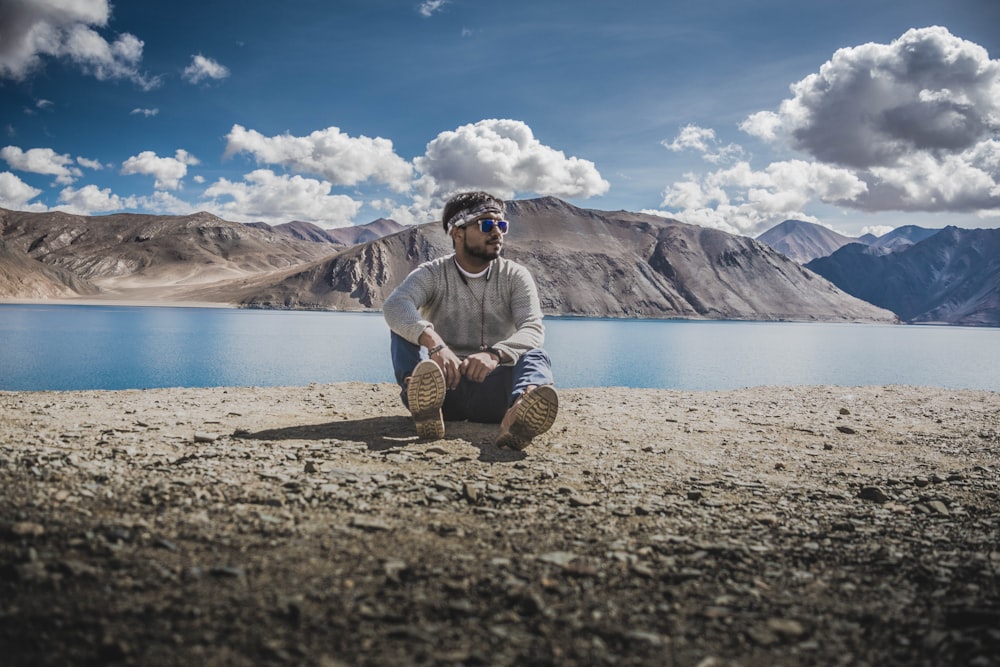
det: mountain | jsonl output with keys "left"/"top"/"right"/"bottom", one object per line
{"left": 864, "top": 225, "right": 941, "bottom": 255}
{"left": 0, "top": 208, "right": 336, "bottom": 299}
{"left": 805, "top": 226, "right": 1000, "bottom": 326}
{"left": 245, "top": 218, "right": 404, "bottom": 246}
{"left": 0, "top": 199, "right": 898, "bottom": 323}
{"left": 756, "top": 219, "right": 859, "bottom": 264}
{"left": 0, "top": 237, "right": 99, "bottom": 299}
{"left": 213, "top": 197, "right": 895, "bottom": 323}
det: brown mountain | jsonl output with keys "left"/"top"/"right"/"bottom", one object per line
{"left": 0, "top": 207, "right": 336, "bottom": 300}
{"left": 244, "top": 218, "right": 405, "bottom": 246}
{"left": 0, "top": 237, "right": 99, "bottom": 298}
{"left": 756, "top": 219, "right": 860, "bottom": 264}
{"left": 221, "top": 197, "right": 896, "bottom": 322}
{"left": 0, "top": 199, "right": 896, "bottom": 322}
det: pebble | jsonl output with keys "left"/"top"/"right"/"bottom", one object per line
{"left": 193, "top": 432, "right": 218, "bottom": 443}
{"left": 858, "top": 486, "right": 889, "bottom": 503}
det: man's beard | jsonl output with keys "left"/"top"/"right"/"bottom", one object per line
{"left": 464, "top": 237, "right": 501, "bottom": 261}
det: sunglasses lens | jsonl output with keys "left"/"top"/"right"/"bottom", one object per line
{"left": 480, "top": 219, "right": 508, "bottom": 234}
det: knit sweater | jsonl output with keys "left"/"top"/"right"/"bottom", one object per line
{"left": 383, "top": 255, "right": 545, "bottom": 363}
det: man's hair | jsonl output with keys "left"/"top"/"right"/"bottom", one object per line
{"left": 440, "top": 191, "right": 505, "bottom": 234}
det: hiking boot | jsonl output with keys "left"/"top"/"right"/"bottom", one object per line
{"left": 406, "top": 360, "right": 446, "bottom": 440}
{"left": 496, "top": 385, "right": 558, "bottom": 450}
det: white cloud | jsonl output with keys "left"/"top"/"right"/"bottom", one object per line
{"left": 738, "top": 26, "right": 1000, "bottom": 214}
{"left": 860, "top": 225, "right": 895, "bottom": 238}
{"left": 418, "top": 1, "right": 448, "bottom": 18}
{"left": 663, "top": 124, "right": 745, "bottom": 164}
{"left": 414, "top": 119, "right": 610, "bottom": 201}
{"left": 182, "top": 54, "right": 229, "bottom": 84}
{"left": 76, "top": 156, "right": 103, "bottom": 170}
{"left": 0, "top": 171, "right": 45, "bottom": 210}
{"left": 657, "top": 160, "right": 868, "bottom": 235}
{"left": 1, "top": 146, "right": 83, "bottom": 184}
{"left": 660, "top": 27, "right": 1000, "bottom": 233}
{"left": 224, "top": 124, "right": 413, "bottom": 192}
{"left": 57, "top": 184, "right": 133, "bottom": 215}
{"left": 0, "top": 0, "right": 157, "bottom": 88}
{"left": 201, "top": 169, "right": 363, "bottom": 227}
{"left": 121, "top": 149, "right": 200, "bottom": 190}
{"left": 130, "top": 107, "right": 159, "bottom": 117}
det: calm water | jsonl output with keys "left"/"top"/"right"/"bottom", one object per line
{"left": 1, "top": 304, "right": 998, "bottom": 392}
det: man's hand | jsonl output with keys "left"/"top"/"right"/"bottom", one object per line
{"left": 432, "top": 347, "right": 464, "bottom": 390}
{"left": 460, "top": 351, "right": 499, "bottom": 383}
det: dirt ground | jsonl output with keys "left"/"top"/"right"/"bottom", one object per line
{"left": 1, "top": 383, "right": 998, "bottom": 666}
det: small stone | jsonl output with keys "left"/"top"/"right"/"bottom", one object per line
{"left": 767, "top": 618, "right": 805, "bottom": 638}
{"left": 927, "top": 500, "right": 950, "bottom": 515}
{"left": 193, "top": 432, "right": 218, "bottom": 443}
{"left": 569, "top": 494, "right": 599, "bottom": 507}
{"left": 462, "top": 482, "right": 480, "bottom": 504}
{"left": 687, "top": 490, "right": 703, "bottom": 501}
{"left": 836, "top": 425, "right": 856, "bottom": 434}
{"left": 839, "top": 408, "right": 851, "bottom": 415}
{"left": 350, "top": 516, "right": 391, "bottom": 532}
{"left": 10, "top": 522, "right": 45, "bottom": 537}
{"left": 304, "top": 461, "right": 318, "bottom": 473}
{"left": 859, "top": 486, "right": 889, "bottom": 503}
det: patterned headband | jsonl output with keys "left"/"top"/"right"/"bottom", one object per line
{"left": 445, "top": 202, "right": 505, "bottom": 232}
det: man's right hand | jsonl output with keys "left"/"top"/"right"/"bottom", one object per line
{"left": 432, "top": 347, "right": 463, "bottom": 390}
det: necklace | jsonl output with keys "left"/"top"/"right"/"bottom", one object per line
{"left": 454, "top": 259, "right": 490, "bottom": 351}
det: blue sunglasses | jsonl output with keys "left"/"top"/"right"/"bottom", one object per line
{"left": 460, "top": 218, "right": 509, "bottom": 234}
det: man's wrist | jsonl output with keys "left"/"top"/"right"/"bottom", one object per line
{"left": 486, "top": 347, "right": 503, "bottom": 363}
{"left": 428, "top": 343, "right": 447, "bottom": 356}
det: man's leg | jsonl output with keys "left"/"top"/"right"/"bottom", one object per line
{"left": 496, "top": 349, "right": 558, "bottom": 450}
{"left": 390, "top": 332, "right": 445, "bottom": 439}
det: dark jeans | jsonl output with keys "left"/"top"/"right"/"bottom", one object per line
{"left": 390, "top": 332, "right": 554, "bottom": 424}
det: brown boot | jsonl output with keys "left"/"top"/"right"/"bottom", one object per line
{"left": 496, "top": 385, "right": 558, "bottom": 450}
{"left": 406, "top": 360, "right": 446, "bottom": 440}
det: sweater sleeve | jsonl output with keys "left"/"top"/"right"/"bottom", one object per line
{"left": 382, "top": 263, "right": 438, "bottom": 345}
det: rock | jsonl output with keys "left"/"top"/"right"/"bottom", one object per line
{"left": 568, "top": 494, "right": 599, "bottom": 507}
{"left": 193, "top": 432, "right": 218, "bottom": 443}
{"left": 836, "top": 425, "right": 856, "bottom": 434}
{"left": 859, "top": 486, "right": 890, "bottom": 503}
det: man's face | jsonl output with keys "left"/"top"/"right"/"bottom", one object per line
{"left": 459, "top": 213, "right": 504, "bottom": 261}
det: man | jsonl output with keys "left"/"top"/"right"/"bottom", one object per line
{"left": 383, "top": 191, "right": 558, "bottom": 450}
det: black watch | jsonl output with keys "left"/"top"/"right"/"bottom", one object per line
{"left": 486, "top": 347, "right": 502, "bottom": 363}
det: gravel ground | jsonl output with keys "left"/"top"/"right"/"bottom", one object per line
{"left": 1, "top": 383, "right": 998, "bottom": 667}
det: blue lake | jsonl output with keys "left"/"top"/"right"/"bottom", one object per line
{"left": 1, "top": 304, "right": 998, "bottom": 392}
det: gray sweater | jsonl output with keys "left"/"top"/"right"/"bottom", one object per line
{"left": 383, "top": 255, "right": 545, "bottom": 363}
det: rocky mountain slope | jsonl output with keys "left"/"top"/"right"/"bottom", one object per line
{"left": 246, "top": 218, "right": 405, "bottom": 247}
{"left": 0, "top": 200, "right": 895, "bottom": 322}
{"left": 756, "top": 220, "right": 859, "bottom": 264}
{"left": 0, "top": 208, "right": 337, "bottom": 298}
{"left": 806, "top": 226, "right": 1000, "bottom": 326}
{"left": 223, "top": 197, "right": 894, "bottom": 322}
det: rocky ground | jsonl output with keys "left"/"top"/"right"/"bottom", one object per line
{"left": 1, "top": 383, "right": 998, "bottom": 667}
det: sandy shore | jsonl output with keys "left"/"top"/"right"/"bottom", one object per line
{"left": 2, "top": 383, "right": 998, "bottom": 666}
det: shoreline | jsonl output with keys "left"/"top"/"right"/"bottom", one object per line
{"left": 2, "top": 382, "right": 998, "bottom": 665}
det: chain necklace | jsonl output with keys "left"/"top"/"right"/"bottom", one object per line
{"left": 454, "top": 258, "right": 491, "bottom": 351}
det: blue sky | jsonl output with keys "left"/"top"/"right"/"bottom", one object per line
{"left": 1, "top": 0, "right": 998, "bottom": 237}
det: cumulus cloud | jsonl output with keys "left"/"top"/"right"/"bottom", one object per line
{"left": 652, "top": 160, "right": 868, "bottom": 235}
{"left": 0, "top": 171, "right": 45, "bottom": 210}
{"left": 1, "top": 146, "right": 83, "bottom": 184}
{"left": 660, "top": 27, "right": 1000, "bottom": 234}
{"left": 57, "top": 184, "right": 133, "bottom": 215}
{"left": 130, "top": 107, "right": 159, "bottom": 117}
{"left": 182, "top": 54, "right": 229, "bottom": 84}
{"left": 417, "top": 1, "right": 448, "bottom": 17}
{"left": 739, "top": 26, "right": 999, "bottom": 214}
{"left": 0, "top": 0, "right": 157, "bottom": 88}
{"left": 414, "top": 119, "right": 610, "bottom": 201}
{"left": 224, "top": 124, "right": 413, "bottom": 192}
{"left": 121, "top": 149, "right": 199, "bottom": 190}
{"left": 202, "top": 169, "right": 363, "bottom": 227}
{"left": 663, "top": 125, "right": 745, "bottom": 164}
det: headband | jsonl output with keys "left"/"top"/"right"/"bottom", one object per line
{"left": 445, "top": 202, "right": 504, "bottom": 232}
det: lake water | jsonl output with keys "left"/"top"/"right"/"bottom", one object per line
{"left": 1, "top": 304, "right": 997, "bottom": 392}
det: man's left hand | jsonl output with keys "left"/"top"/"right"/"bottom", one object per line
{"left": 460, "top": 351, "right": 499, "bottom": 383}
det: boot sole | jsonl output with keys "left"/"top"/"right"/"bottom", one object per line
{"left": 407, "top": 360, "right": 446, "bottom": 440}
{"left": 496, "top": 385, "right": 558, "bottom": 450}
